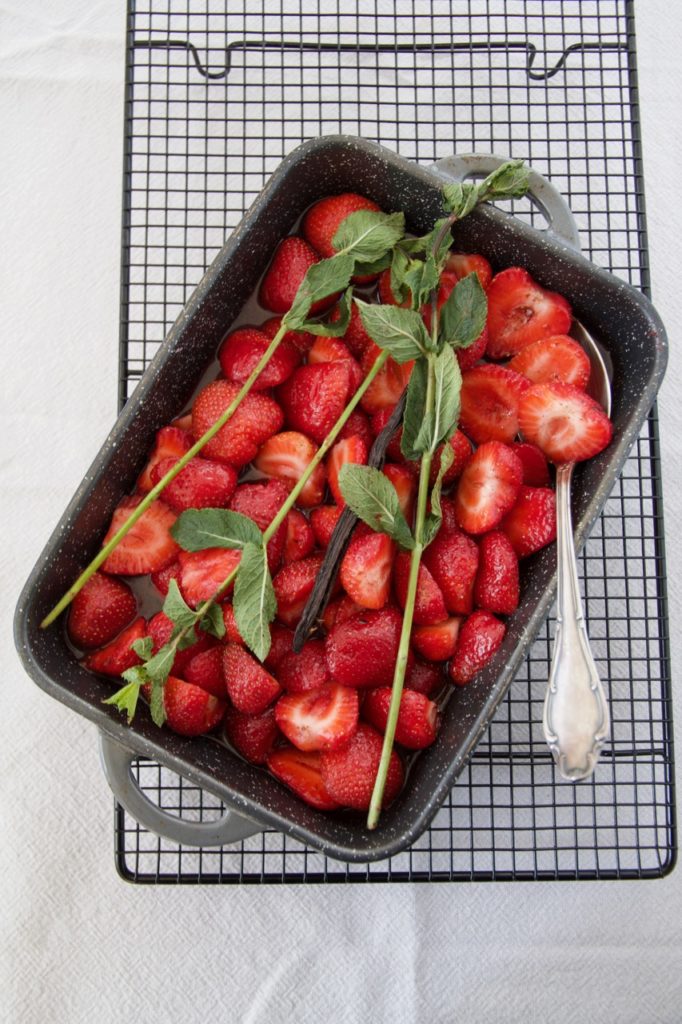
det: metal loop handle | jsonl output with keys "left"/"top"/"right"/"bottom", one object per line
{"left": 98, "top": 732, "right": 262, "bottom": 847}
{"left": 431, "top": 152, "right": 582, "bottom": 251}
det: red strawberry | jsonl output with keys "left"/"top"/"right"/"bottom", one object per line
{"left": 222, "top": 643, "right": 281, "bottom": 714}
{"left": 500, "top": 485, "right": 557, "bottom": 558}
{"left": 146, "top": 611, "right": 212, "bottom": 676}
{"left": 253, "top": 431, "right": 326, "bottom": 508}
{"left": 518, "top": 382, "right": 613, "bottom": 464}
{"left": 405, "top": 657, "right": 442, "bottom": 697}
{"left": 266, "top": 748, "right": 341, "bottom": 810}
{"left": 277, "top": 639, "right": 330, "bottom": 694}
{"left": 310, "top": 504, "right": 343, "bottom": 548}
{"left": 325, "top": 607, "right": 403, "bottom": 688}
{"left": 259, "top": 235, "right": 337, "bottom": 315}
{"left": 264, "top": 622, "right": 294, "bottom": 672}
{"left": 370, "top": 407, "right": 407, "bottom": 465}
{"left": 394, "top": 552, "right": 448, "bottom": 626}
{"left": 321, "top": 595, "right": 364, "bottom": 632}
{"left": 474, "top": 531, "right": 519, "bottom": 614}
{"left": 67, "top": 572, "right": 137, "bottom": 650}
{"left": 163, "top": 676, "right": 226, "bottom": 736}
{"left": 445, "top": 251, "right": 493, "bottom": 290}
{"left": 278, "top": 361, "right": 352, "bottom": 444}
{"left": 511, "top": 442, "right": 551, "bottom": 486}
{"left": 183, "top": 645, "right": 225, "bottom": 698}
{"left": 150, "top": 456, "right": 237, "bottom": 513}
{"left": 320, "top": 722, "right": 404, "bottom": 810}
{"left": 218, "top": 326, "right": 300, "bottom": 389}
{"left": 308, "top": 336, "right": 363, "bottom": 393}
{"left": 486, "top": 267, "right": 572, "bottom": 358}
{"left": 283, "top": 509, "right": 315, "bottom": 564}
{"left": 383, "top": 463, "right": 417, "bottom": 522}
{"left": 228, "top": 479, "right": 289, "bottom": 570}
{"left": 420, "top": 269, "right": 461, "bottom": 332}
{"left": 508, "top": 333, "right": 590, "bottom": 390}
{"left": 221, "top": 604, "right": 244, "bottom": 645}
{"left": 327, "top": 435, "right": 369, "bottom": 506}
{"left": 150, "top": 560, "right": 182, "bottom": 597}
{"left": 275, "top": 684, "right": 359, "bottom": 752}
{"left": 82, "top": 617, "right": 145, "bottom": 676}
{"left": 272, "top": 555, "right": 325, "bottom": 626}
{"left": 261, "top": 315, "right": 316, "bottom": 355}
{"left": 178, "top": 547, "right": 241, "bottom": 608}
{"left": 422, "top": 528, "right": 479, "bottom": 616}
{"left": 329, "top": 300, "right": 374, "bottom": 357}
{"left": 378, "top": 267, "right": 411, "bottom": 307}
{"left": 455, "top": 324, "right": 489, "bottom": 372}
{"left": 411, "top": 617, "right": 461, "bottom": 662}
{"left": 137, "top": 425, "right": 192, "bottom": 494}
{"left": 359, "top": 342, "right": 413, "bottom": 414}
{"left": 449, "top": 610, "right": 506, "bottom": 685}
{"left": 302, "top": 192, "right": 381, "bottom": 259}
{"left": 453, "top": 441, "right": 523, "bottom": 535}
{"left": 340, "top": 530, "right": 395, "bottom": 610}
{"left": 192, "top": 379, "right": 284, "bottom": 467}
{"left": 338, "top": 407, "right": 373, "bottom": 449}
{"left": 459, "top": 364, "right": 531, "bottom": 445}
{"left": 101, "top": 496, "right": 178, "bottom": 576}
{"left": 363, "top": 687, "right": 439, "bottom": 750}
{"left": 172, "top": 412, "right": 193, "bottom": 432}
{"left": 428, "top": 430, "right": 472, "bottom": 486}
{"left": 224, "top": 706, "right": 279, "bottom": 764}
{"left": 438, "top": 495, "right": 461, "bottom": 534}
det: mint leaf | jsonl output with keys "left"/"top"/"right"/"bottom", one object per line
{"left": 354, "top": 253, "right": 392, "bottom": 276}
{"left": 478, "top": 158, "right": 529, "bottom": 201}
{"left": 172, "top": 508, "right": 262, "bottom": 552}
{"left": 401, "top": 359, "right": 429, "bottom": 460}
{"left": 337, "top": 465, "right": 414, "bottom": 550}
{"left": 284, "top": 252, "right": 355, "bottom": 330}
{"left": 402, "top": 255, "right": 441, "bottom": 312}
{"left": 132, "top": 635, "right": 154, "bottom": 660}
{"left": 414, "top": 346, "right": 461, "bottom": 454}
{"left": 150, "top": 677, "right": 166, "bottom": 727}
{"left": 399, "top": 218, "right": 453, "bottom": 266}
{"left": 142, "top": 642, "right": 176, "bottom": 685}
{"left": 103, "top": 677, "right": 143, "bottom": 723}
{"left": 389, "top": 246, "right": 411, "bottom": 304}
{"left": 200, "top": 602, "right": 226, "bottom": 640}
{"left": 233, "top": 542, "right": 276, "bottom": 662}
{"left": 162, "top": 578, "right": 196, "bottom": 630}
{"left": 439, "top": 272, "right": 488, "bottom": 350}
{"left": 298, "top": 286, "right": 353, "bottom": 337}
{"left": 332, "top": 210, "right": 405, "bottom": 264}
{"left": 442, "top": 181, "right": 480, "bottom": 219}
{"left": 355, "top": 299, "right": 429, "bottom": 364}
{"left": 422, "top": 441, "right": 455, "bottom": 548}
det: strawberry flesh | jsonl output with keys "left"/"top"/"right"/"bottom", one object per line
{"left": 137, "top": 425, "right": 192, "bottom": 494}
{"left": 511, "top": 442, "right": 551, "bottom": 487}
{"left": 518, "top": 381, "right": 613, "bottom": 464}
{"left": 101, "top": 496, "right": 178, "bottom": 576}
{"left": 340, "top": 529, "right": 395, "bottom": 610}
{"left": 283, "top": 509, "right": 315, "bottom": 564}
{"left": 275, "top": 684, "right": 360, "bottom": 752}
{"left": 272, "top": 555, "right": 325, "bottom": 626}
{"left": 310, "top": 505, "right": 343, "bottom": 548}
{"left": 453, "top": 441, "right": 523, "bottom": 535}
{"left": 486, "top": 266, "right": 572, "bottom": 358}
{"left": 459, "top": 363, "right": 531, "bottom": 445}
{"left": 445, "top": 251, "right": 493, "bottom": 290}
{"left": 267, "top": 748, "right": 341, "bottom": 810}
{"left": 178, "top": 547, "right": 241, "bottom": 608}
{"left": 253, "top": 431, "right": 326, "bottom": 508}
{"left": 509, "top": 334, "right": 591, "bottom": 390}
{"left": 327, "top": 434, "right": 369, "bottom": 507}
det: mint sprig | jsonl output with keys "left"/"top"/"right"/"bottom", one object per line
{"left": 336, "top": 465, "right": 414, "bottom": 551}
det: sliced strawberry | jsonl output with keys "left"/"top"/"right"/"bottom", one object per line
{"left": 405, "top": 657, "right": 443, "bottom": 697}
{"left": 228, "top": 479, "right": 289, "bottom": 570}
{"left": 511, "top": 441, "right": 551, "bottom": 486}
{"left": 253, "top": 431, "right": 326, "bottom": 508}
{"left": 283, "top": 509, "right": 315, "bottom": 564}
{"left": 422, "top": 528, "right": 479, "bottom": 616}
{"left": 276, "top": 684, "right": 359, "bottom": 752}
{"left": 320, "top": 722, "right": 404, "bottom": 810}
{"left": 272, "top": 554, "right": 325, "bottom": 626}
{"left": 150, "top": 559, "right": 182, "bottom": 597}
{"left": 509, "top": 334, "right": 590, "bottom": 390}
{"left": 224, "top": 706, "right": 279, "bottom": 765}
{"left": 277, "top": 638, "right": 330, "bottom": 694}
{"left": 308, "top": 336, "right": 363, "bottom": 393}
{"left": 259, "top": 235, "right": 337, "bottom": 316}
{"left": 518, "top": 381, "right": 613, "bottom": 464}
{"left": 137, "top": 425, "right": 192, "bottom": 494}
{"left": 261, "top": 315, "right": 316, "bottom": 355}
{"left": 455, "top": 324, "right": 489, "bottom": 372}
{"left": 182, "top": 645, "right": 225, "bottom": 698}
{"left": 302, "top": 192, "right": 381, "bottom": 259}
{"left": 428, "top": 430, "right": 472, "bottom": 487}
{"left": 394, "top": 552, "right": 448, "bottom": 626}
{"left": 218, "top": 325, "right": 300, "bottom": 390}
{"left": 278, "top": 361, "right": 352, "bottom": 444}
{"left": 68, "top": 572, "right": 137, "bottom": 650}
{"left": 486, "top": 267, "right": 572, "bottom": 358}
{"left": 310, "top": 504, "right": 343, "bottom": 549}
{"left": 221, "top": 604, "right": 244, "bottom": 645}
{"left": 359, "top": 342, "right": 413, "bottom": 414}
{"left": 411, "top": 617, "right": 461, "bottom": 662}
{"left": 263, "top": 622, "right": 294, "bottom": 672}
{"left": 101, "top": 496, "right": 178, "bottom": 576}
{"left": 329, "top": 300, "right": 374, "bottom": 357}
{"left": 191, "top": 379, "right": 284, "bottom": 467}
{"left": 453, "top": 441, "right": 523, "bottom": 535}
{"left": 445, "top": 251, "right": 493, "bottom": 290}
{"left": 222, "top": 643, "right": 281, "bottom": 714}
{"left": 327, "top": 434, "right": 369, "bottom": 506}
{"left": 382, "top": 463, "right": 417, "bottom": 522}
{"left": 363, "top": 687, "right": 439, "bottom": 750}
{"left": 449, "top": 610, "right": 506, "bottom": 686}
{"left": 267, "top": 748, "right": 341, "bottom": 810}
{"left": 325, "top": 607, "right": 403, "bottom": 689}
{"left": 178, "top": 547, "right": 241, "bottom": 608}
{"left": 500, "top": 485, "right": 557, "bottom": 558}
{"left": 150, "top": 456, "right": 237, "bottom": 513}
{"left": 340, "top": 529, "right": 395, "bottom": 610}
{"left": 82, "top": 617, "right": 145, "bottom": 677}
{"left": 163, "top": 676, "right": 226, "bottom": 736}
{"left": 321, "top": 595, "right": 364, "bottom": 632}
{"left": 474, "top": 531, "right": 519, "bottom": 614}
{"left": 459, "top": 364, "right": 531, "bottom": 445}
{"left": 338, "top": 407, "right": 373, "bottom": 449}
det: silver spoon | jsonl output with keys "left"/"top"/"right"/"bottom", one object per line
{"left": 541, "top": 321, "right": 612, "bottom": 781}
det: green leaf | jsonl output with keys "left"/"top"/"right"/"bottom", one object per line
{"left": 354, "top": 252, "right": 392, "bottom": 276}
{"left": 337, "top": 464, "right": 414, "bottom": 550}
{"left": 355, "top": 299, "right": 429, "bottom": 364}
{"left": 415, "top": 347, "right": 462, "bottom": 454}
{"left": 442, "top": 180, "right": 480, "bottom": 220}
{"left": 283, "top": 252, "right": 355, "bottom": 330}
{"left": 389, "top": 246, "right": 410, "bottom": 303}
{"left": 400, "top": 218, "right": 454, "bottom": 267}
{"left": 142, "top": 642, "right": 176, "bottom": 685}
{"left": 422, "top": 441, "right": 455, "bottom": 548}
{"left": 150, "top": 677, "right": 166, "bottom": 727}
{"left": 402, "top": 255, "right": 441, "bottom": 312}
{"left": 400, "top": 359, "right": 429, "bottom": 460}
{"left": 162, "top": 578, "right": 196, "bottom": 630}
{"left": 102, "top": 677, "right": 143, "bottom": 724}
{"left": 132, "top": 635, "right": 154, "bottom": 660}
{"left": 200, "top": 602, "right": 226, "bottom": 640}
{"left": 478, "top": 158, "right": 530, "bottom": 201}
{"left": 332, "top": 210, "right": 405, "bottom": 264}
{"left": 233, "top": 542, "right": 276, "bottom": 662}
{"left": 439, "top": 272, "right": 488, "bottom": 350}
{"left": 298, "top": 287, "right": 353, "bottom": 337}
{"left": 172, "top": 508, "right": 262, "bottom": 552}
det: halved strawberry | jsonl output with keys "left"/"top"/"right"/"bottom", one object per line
{"left": 146, "top": 611, "right": 212, "bottom": 677}
{"left": 428, "top": 430, "right": 472, "bottom": 487}
{"left": 68, "top": 572, "right": 137, "bottom": 650}
{"left": 310, "top": 504, "right": 343, "bottom": 549}
{"left": 101, "top": 496, "right": 178, "bottom": 576}
{"left": 221, "top": 604, "right": 244, "bottom": 645}
{"left": 266, "top": 748, "right": 341, "bottom": 810}
{"left": 228, "top": 479, "right": 289, "bottom": 570}
{"left": 327, "top": 435, "right": 369, "bottom": 506}
{"left": 486, "top": 267, "right": 572, "bottom": 358}
{"left": 272, "top": 555, "right": 325, "bottom": 626}
{"left": 222, "top": 643, "right": 282, "bottom": 714}
{"left": 302, "top": 192, "right": 381, "bottom": 259}
{"left": 137, "top": 425, "right": 192, "bottom": 494}
{"left": 445, "top": 251, "right": 493, "bottom": 290}
{"left": 278, "top": 361, "right": 352, "bottom": 444}
{"left": 163, "top": 676, "right": 226, "bottom": 736}
{"left": 277, "top": 638, "right": 330, "bottom": 693}
{"left": 359, "top": 342, "right": 413, "bottom": 414}
{"left": 261, "top": 315, "right": 316, "bottom": 355}
{"left": 329, "top": 301, "right": 374, "bottom": 358}
{"left": 263, "top": 622, "right": 294, "bottom": 672}
{"left": 192, "top": 379, "right": 284, "bottom": 467}
{"left": 508, "top": 333, "right": 590, "bottom": 390}
{"left": 422, "top": 528, "right": 479, "bottom": 616}
{"left": 405, "top": 657, "right": 442, "bottom": 697}
{"left": 224, "top": 706, "right": 279, "bottom": 765}
{"left": 518, "top": 382, "right": 613, "bottom": 464}
{"left": 338, "top": 407, "right": 373, "bottom": 449}
{"left": 459, "top": 364, "right": 531, "bottom": 445}
{"left": 511, "top": 441, "right": 551, "bottom": 486}
{"left": 275, "top": 684, "right": 359, "bottom": 752}
{"left": 178, "top": 547, "right": 242, "bottom": 608}
{"left": 253, "top": 431, "right": 326, "bottom": 508}
{"left": 321, "top": 595, "right": 364, "bottom": 632}
{"left": 259, "top": 235, "right": 337, "bottom": 315}
{"left": 411, "top": 617, "right": 462, "bottom": 662}
{"left": 182, "top": 645, "right": 225, "bottom": 698}
{"left": 340, "top": 529, "right": 395, "bottom": 610}
{"left": 308, "top": 336, "right": 363, "bottom": 393}
{"left": 363, "top": 687, "right": 439, "bottom": 750}
{"left": 320, "top": 722, "right": 404, "bottom": 811}
{"left": 449, "top": 610, "right": 506, "bottom": 685}
{"left": 454, "top": 324, "right": 489, "bottom": 372}
{"left": 150, "top": 559, "right": 182, "bottom": 597}
{"left": 474, "top": 531, "right": 520, "bottom": 614}
{"left": 283, "top": 509, "right": 315, "bottom": 564}
{"left": 325, "top": 606, "right": 403, "bottom": 689}
{"left": 453, "top": 441, "right": 523, "bottom": 535}
{"left": 82, "top": 616, "right": 146, "bottom": 677}
{"left": 171, "top": 412, "right": 193, "bottom": 432}
{"left": 393, "top": 552, "right": 448, "bottom": 626}
{"left": 150, "top": 456, "right": 237, "bottom": 512}
{"left": 500, "top": 485, "right": 557, "bottom": 558}
{"left": 383, "top": 463, "right": 417, "bottom": 522}
{"left": 218, "top": 325, "right": 300, "bottom": 389}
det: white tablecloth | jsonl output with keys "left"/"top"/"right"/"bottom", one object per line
{"left": 3, "top": 1, "right": 681, "bottom": 1020}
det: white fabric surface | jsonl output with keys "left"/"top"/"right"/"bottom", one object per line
{"left": 2, "top": 2, "right": 681, "bottom": 1021}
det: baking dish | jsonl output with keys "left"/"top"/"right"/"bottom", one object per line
{"left": 14, "top": 136, "right": 668, "bottom": 863}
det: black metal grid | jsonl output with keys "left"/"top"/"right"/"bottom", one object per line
{"left": 114, "top": 0, "right": 675, "bottom": 883}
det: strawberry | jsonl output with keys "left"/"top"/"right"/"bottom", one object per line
{"left": 363, "top": 687, "right": 439, "bottom": 750}
{"left": 147, "top": 611, "right": 212, "bottom": 676}
{"left": 393, "top": 552, "right": 448, "bottom": 626}
{"left": 275, "top": 684, "right": 359, "bottom": 752}
{"left": 459, "top": 364, "right": 531, "bottom": 445}
{"left": 420, "top": 269, "right": 461, "bottom": 332}
{"left": 150, "top": 456, "right": 237, "bottom": 512}
{"left": 178, "top": 547, "right": 241, "bottom": 608}
{"left": 320, "top": 722, "right": 404, "bottom": 810}
{"left": 162, "top": 676, "right": 226, "bottom": 736}
{"left": 378, "top": 268, "right": 410, "bottom": 307}
{"left": 283, "top": 509, "right": 315, "bottom": 564}
{"left": 218, "top": 325, "right": 300, "bottom": 389}
{"left": 310, "top": 504, "right": 343, "bottom": 548}
{"left": 272, "top": 554, "right": 325, "bottom": 626}
{"left": 191, "top": 379, "right": 283, "bottom": 467}
{"left": 338, "top": 407, "right": 373, "bottom": 449}
{"left": 253, "top": 431, "right": 326, "bottom": 508}
{"left": 137, "top": 425, "right": 192, "bottom": 494}
{"left": 101, "top": 496, "right": 178, "bottom": 575}
{"left": 500, "top": 485, "right": 557, "bottom": 558}
{"left": 511, "top": 441, "right": 551, "bottom": 487}
{"left": 449, "top": 610, "right": 506, "bottom": 685}
{"left": 405, "top": 657, "right": 442, "bottom": 697}
{"left": 278, "top": 361, "right": 352, "bottom": 444}
{"left": 340, "top": 529, "right": 395, "bottom": 610}
{"left": 453, "top": 441, "right": 523, "bottom": 535}
{"left": 428, "top": 430, "right": 472, "bottom": 487}
{"left": 359, "top": 342, "right": 413, "bottom": 414}
{"left": 277, "top": 638, "right": 330, "bottom": 693}
{"left": 455, "top": 324, "right": 489, "bottom": 372}
{"left": 171, "top": 412, "right": 193, "bottom": 432}
{"left": 411, "top": 617, "right": 461, "bottom": 662}
{"left": 82, "top": 617, "right": 145, "bottom": 677}
{"left": 266, "top": 748, "right": 341, "bottom": 810}
{"left": 474, "top": 531, "right": 520, "bottom": 614}
{"left": 325, "top": 606, "right": 403, "bottom": 689}
{"left": 486, "top": 267, "right": 572, "bottom": 358}
{"left": 518, "top": 382, "right": 613, "bottom": 464}
{"left": 327, "top": 435, "right": 369, "bottom": 506}
{"left": 259, "top": 235, "right": 337, "bottom": 315}
{"left": 264, "top": 622, "right": 294, "bottom": 672}
{"left": 182, "top": 645, "right": 225, "bottom": 698}
{"left": 382, "top": 463, "right": 417, "bottom": 522}
{"left": 222, "top": 643, "right": 281, "bottom": 714}
{"left": 329, "top": 300, "right": 374, "bottom": 357}
{"left": 508, "top": 334, "right": 590, "bottom": 390}
{"left": 302, "top": 192, "right": 381, "bottom": 259}
{"left": 67, "top": 572, "right": 137, "bottom": 649}
{"left": 224, "top": 706, "right": 279, "bottom": 765}
{"left": 422, "top": 528, "right": 479, "bottom": 616}
{"left": 308, "top": 336, "right": 363, "bottom": 393}
{"left": 445, "top": 251, "right": 493, "bottom": 290}
{"left": 438, "top": 495, "right": 461, "bottom": 534}
{"left": 221, "top": 604, "right": 244, "bottom": 645}
{"left": 321, "top": 595, "right": 364, "bottom": 632}
{"left": 261, "top": 315, "right": 316, "bottom": 355}
{"left": 150, "top": 560, "right": 182, "bottom": 597}
{"left": 228, "top": 479, "right": 289, "bottom": 570}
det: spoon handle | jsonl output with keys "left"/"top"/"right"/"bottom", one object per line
{"left": 542, "top": 462, "right": 610, "bottom": 780}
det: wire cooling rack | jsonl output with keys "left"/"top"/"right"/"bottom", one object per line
{"left": 114, "top": 0, "right": 675, "bottom": 883}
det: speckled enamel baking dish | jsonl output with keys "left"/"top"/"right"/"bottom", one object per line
{"left": 14, "top": 136, "right": 667, "bottom": 863}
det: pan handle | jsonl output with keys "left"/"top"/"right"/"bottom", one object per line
{"left": 98, "top": 732, "right": 262, "bottom": 847}
{"left": 431, "top": 152, "right": 582, "bottom": 251}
